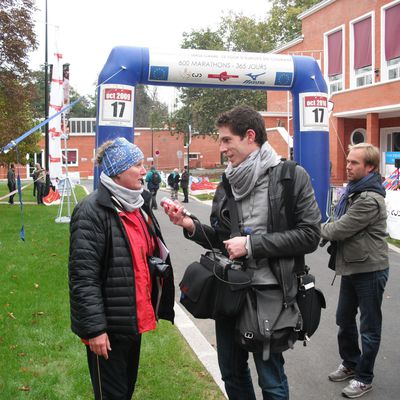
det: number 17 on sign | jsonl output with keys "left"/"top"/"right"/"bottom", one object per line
{"left": 299, "top": 92, "right": 329, "bottom": 131}
{"left": 98, "top": 84, "right": 135, "bottom": 127}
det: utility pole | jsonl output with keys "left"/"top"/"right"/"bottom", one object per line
{"left": 44, "top": 0, "right": 49, "bottom": 171}
{"left": 187, "top": 124, "right": 192, "bottom": 178}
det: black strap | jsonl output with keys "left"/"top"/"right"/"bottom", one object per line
{"left": 280, "top": 161, "right": 306, "bottom": 274}
{"left": 280, "top": 160, "right": 297, "bottom": 229}
{"left": 222, "top": 174, "right": 241, "bottom": 238}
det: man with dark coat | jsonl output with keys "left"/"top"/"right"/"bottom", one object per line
{"left": 145, "top": 165, "right": 161, "bottom": 210}
{"left": 7, "top": 163, "right": 16, "bottom": 205}
{"left": 180, "top": 166, "right": 189, "bottom": 203}
{"left": 163, "top": 106, "right": 320, "bottom": 400}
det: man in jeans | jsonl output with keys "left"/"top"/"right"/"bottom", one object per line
{"left": 321, "top": 143, "right": 389, "bottom": 399}
{"left": 163, "top": 106, "right": 320, "bottom": 400}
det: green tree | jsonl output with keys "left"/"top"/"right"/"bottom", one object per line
{"left": 67, "top": 88, "right": 96, "bottom": 118}
{"left": 0, "top": 0, "right": 39, "bottom": 164}
{"left": 266, "top": 0, "right": 320, "bottom": 47}
{"left": 135, "top": 85, "right": 168, "bottom": 128}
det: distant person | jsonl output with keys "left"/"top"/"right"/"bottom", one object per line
{"left": 180, "top": 166, "right": 189, "bottom": 203}
{"left": 167, "top": 168, "right": 180, "bottom": 200}
{"left": 7, "top": 163, "right": 16, "bottom": 205}
{"left": 322, "top": 143, "right": 389, "bottom": 399}
{"left": 69, "top": 137, "right": 174, "bottom": 400}
{"left": 34, "top": 163, "right": 46, "bottom": 204}
{"left": 145, "top": 166, "right": 161, "bottom": 210}
{"left": 31, "top": 164, "right": 38, "bottom": 196}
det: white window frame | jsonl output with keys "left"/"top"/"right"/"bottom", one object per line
{"left": 68, "top": 118, "right": 96, "bottom": 136}
{"left": 380, "top": 126, "right": 400, "bottom": 173}
{"left": 349, "top": 11, "right": 375, "bottom": 89}
{"left": 188, "top": 152, "right": 200, "bottom": 160}
{"left": 381, "top": 0, "right": 400, "bottom": 82}
{"left": 324, "top": 25, "right": 345, "bottom": 95}
{"left": 62, "top": 148, "right": 79, "bottom": 167}
{"left": 350, "top": 128, "right": 366, "bottom": 145}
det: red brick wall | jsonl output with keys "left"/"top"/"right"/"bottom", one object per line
{"left": 267, "top": 0, "right": 400, "bottom": 185}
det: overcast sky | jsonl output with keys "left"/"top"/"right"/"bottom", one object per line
{"left": 30, "top": 0, "right": 271, "bottom": 106}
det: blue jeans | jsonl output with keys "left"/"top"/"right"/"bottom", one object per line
{"left": 336, "top": 269, "right": 389, "bottom": 384}
{"left": 215, "top": 317, "right": 289, "bottom": 400}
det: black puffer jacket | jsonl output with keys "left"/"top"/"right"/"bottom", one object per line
{"left": 69, "top": 183, "right": 174, "bottom": 339}
{"left": 185, "top": 162, "right": 321, "bottom": 306}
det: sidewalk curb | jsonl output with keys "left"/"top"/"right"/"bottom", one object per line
{"left": 388, "top": 242, "right": 400, "bottom": 254}
{"left": 174, "top": 303, "right": 227, "bottom": 398}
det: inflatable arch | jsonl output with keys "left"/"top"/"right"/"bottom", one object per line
{"left": 96, "top": 47, "right": 330, "bottom": 220}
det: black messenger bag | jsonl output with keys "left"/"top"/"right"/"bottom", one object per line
{"left": 179, "top": 251, "right": 251, "bottom": 319}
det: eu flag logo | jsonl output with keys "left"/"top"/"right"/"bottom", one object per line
{"left": 275, "top": 72, "right": 293, "bottom": 86}
{"left": 150, "top": 66, "right": 169, "bottom": 81}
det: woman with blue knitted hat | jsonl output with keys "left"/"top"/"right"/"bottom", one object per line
{"left": 68, "top": 137, "right": 175, "bottom": 399}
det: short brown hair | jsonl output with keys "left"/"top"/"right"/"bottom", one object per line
{"left": 348, "top": 143, "right": 380, "bottom": 171}
{"left": 216, "top": 106, "right": 267, "bottom": 146}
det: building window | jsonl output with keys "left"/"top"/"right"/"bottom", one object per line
{"left": 350, "top": 129, "right": 366, "bottom": 145}
{"left": 388, "top": 56, "right": 400, "bottom": 79}
{"left": 392, "top": 132, "right": 400, "bottom": 151}
{"left": 68, "top": 118, "right": 96, "bottom": 135}
{"left": 326, "top": 28, "right": 344, "bottom": 94}
{"left": 351, "top": 14, "right": 374, "bottom": 88}
{"left": 62, "top": 149, "right": 78, "bottom": 166}
{"left": 189, "top": 153, "right": 200, "bottom": 160}
{"left": 355, "top": 65, "right": 373, "bottom": 87}
{"left": 383, "top": 1, "right": 400, "bottom": 81}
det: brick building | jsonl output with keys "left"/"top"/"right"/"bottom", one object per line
{"left": 266, "top": 0, "right": 400, "bottom": 184}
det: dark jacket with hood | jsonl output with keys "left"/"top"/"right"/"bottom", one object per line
{"left": 69, "top": 183, "right": 175, "bottom": 339}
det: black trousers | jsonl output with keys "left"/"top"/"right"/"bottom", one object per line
{"left": 8, "top": 183, "right": 16, "bottom": 204}
{"left": 182, "top": 187, "right": 189, "bottom": 202}
{"left": 36, "top": 182, "right": 45, "bottom": 204}
{"left": 86, "top": 334, "right": 142, "bottom": 400}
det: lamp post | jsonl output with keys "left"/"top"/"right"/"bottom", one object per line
{"left": 187, "top": 124, "right": 192, "bottom": 178}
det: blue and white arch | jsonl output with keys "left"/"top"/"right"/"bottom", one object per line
{"left": 96, "top": 47, "right": 329, "bottom": 219}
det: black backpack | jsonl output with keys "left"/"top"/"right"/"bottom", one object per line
{"left": 151, "top": 171, "right": 161, "bottom": 185}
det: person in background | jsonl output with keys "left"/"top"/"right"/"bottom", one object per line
{"left": 322, "top": 143, "right": 389, "bottom": 399}
{"left": 167, "top": 168, "right": 180, "bottom": 200}
{"left": 145, "top": 166, "right": 162, "bottom": 210}
{"left": 180, "top": 165, "right": 189, "bottom": 203}
{"left": 35, "top": 163, "right": 46, "bottom": 204}
{"left": 7, "top": 163, "right": 16, "bottom": 205}
{"left": 69, "top": 137, "right": 174, "bottom": 400}
{"left": 31, "top": 164, "right": 38, "bottom": 197}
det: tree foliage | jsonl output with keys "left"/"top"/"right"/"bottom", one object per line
{"left": 266, "top": 0, "right": 320, "bottom": 47}
{"left": 135, "top": 85, "right": 168, "bottom": 128}
{"left": 0, "top": 0, "right": 39, "bottom": 165}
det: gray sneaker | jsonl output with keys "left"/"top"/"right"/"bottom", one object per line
{"left": 342, "top": 379, "right": 372, "bottom": 398}
{"left": 328, "top": 364, "right": 355, "bottom": 382}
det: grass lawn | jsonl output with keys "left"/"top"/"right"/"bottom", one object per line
{"left": 0, "top": 183, "right": 224, "bottom": 399}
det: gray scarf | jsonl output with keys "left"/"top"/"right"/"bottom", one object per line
{"left": 100, "top": 172, "right": 144, "bottom": 212}
{"left": 225, "top": 142, "right": 281, "bottom": 200}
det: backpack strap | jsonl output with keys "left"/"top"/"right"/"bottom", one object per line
{"left": 222, "top": 173, "right": 241, "bottom": 238}
{"left": 279, "top": 160, "right": 306, "bottom": 274}
{"left": 280, "top": 160, "right": 297, "bottom": 229}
